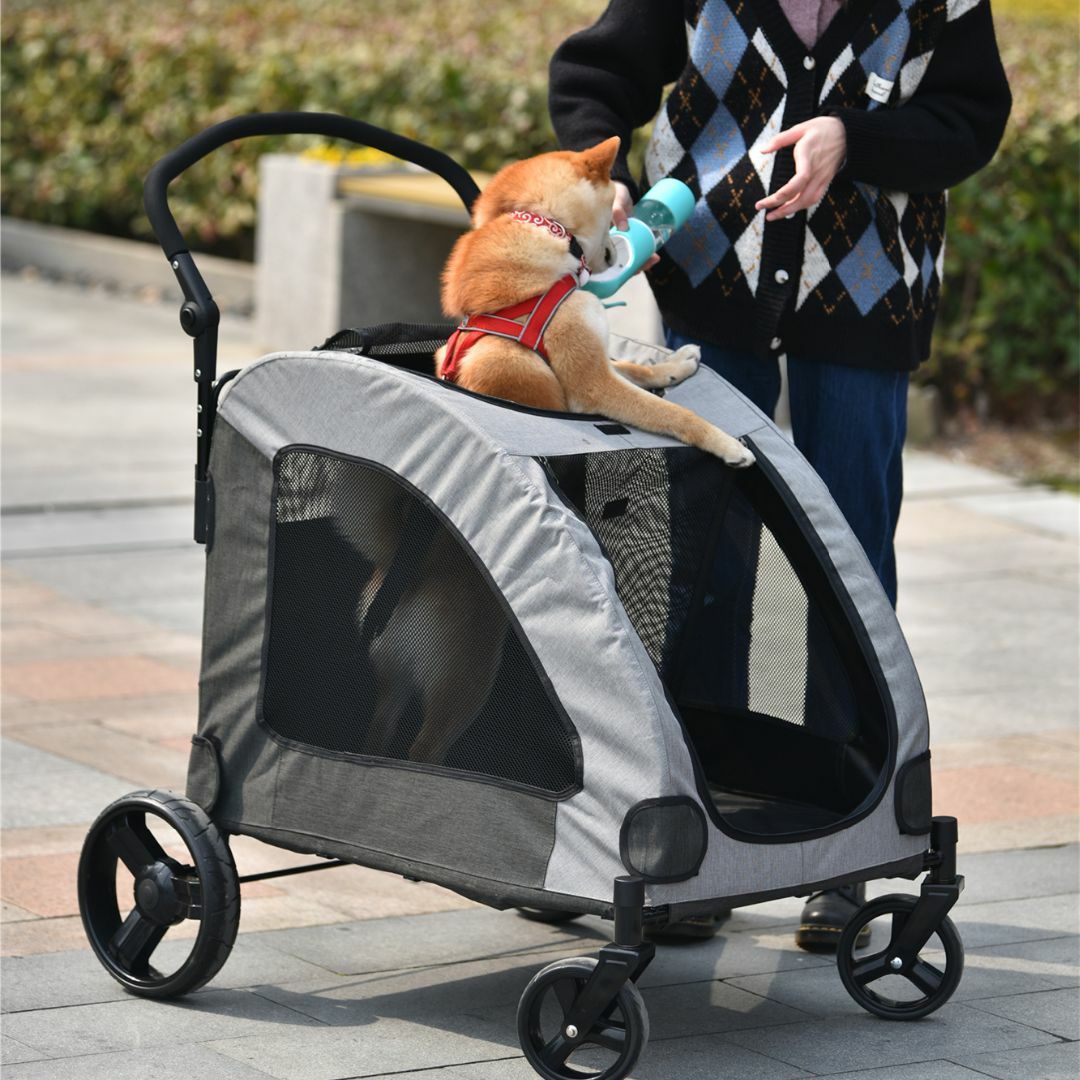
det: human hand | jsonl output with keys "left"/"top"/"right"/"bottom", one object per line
{"left": 612, "top": 180, "right": 660, "bottom": 272}
{"left": 612, "top": 181, "right": 634, "bottom": 230}
{"left": 755, "top": 117, "right": 847, "bottom": 221}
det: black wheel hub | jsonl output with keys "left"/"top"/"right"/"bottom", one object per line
{"left": 134, "top": 862, "right": 185, "bottom": 926}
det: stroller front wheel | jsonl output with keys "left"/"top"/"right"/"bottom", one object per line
{"left": 836, "top": 893, "right": 963, "bottom": 1020}
{"left": 77, "top": 789, "right": 240, "bottom": 998}
{"left": 517, "top": 956, "right": 648, "bottom": 1080}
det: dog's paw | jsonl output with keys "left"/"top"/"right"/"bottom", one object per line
{"left": 669, "top": 343, "right": 701, "bottom": 375}
{"left": 706, "top": 430, "right": 756, "bottom": 468}
{"left": 725, "top": 443, "right": 756, "bottom": 468}
{"left": 659, "top": 346, "right": 700, "bottom": 387}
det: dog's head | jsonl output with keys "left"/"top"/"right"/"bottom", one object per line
{"left": 471, "top": 138, "right": 620, "bottom": 272}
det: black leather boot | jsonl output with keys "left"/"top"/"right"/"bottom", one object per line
{"left": 645, "top": 909, "right": 730, "bottom": 942}
{"left": 795, "top": 883, "right": 870, "bottom": 953}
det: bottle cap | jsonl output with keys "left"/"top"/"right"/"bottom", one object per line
{"left": 643, "top": 177, "right": 696, "bottom": 230}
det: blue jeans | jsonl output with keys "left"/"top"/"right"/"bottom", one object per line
{"left": 666, "top": 330, "right": 908, "bottom": 606}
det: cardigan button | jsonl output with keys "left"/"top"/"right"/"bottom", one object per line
{"left": 803, "top": 55, "right": 816, "bottom": 70}
{"left": 774, "top": 269, "right": 790, "bottom": 285}
{"left": 770, "top": 337, "right": 783, "bottom": 351}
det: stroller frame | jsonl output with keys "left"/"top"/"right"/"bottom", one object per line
{"left": 76, "top": 112, "right": 966, "bottom": 1080}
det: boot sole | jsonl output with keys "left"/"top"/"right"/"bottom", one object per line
{"left": 795, "top": 923, "right": 871, "bottom": 954}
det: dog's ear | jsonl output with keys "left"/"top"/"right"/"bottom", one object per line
{"left": 577, "top": 136, "right": 621, "bottom": 182}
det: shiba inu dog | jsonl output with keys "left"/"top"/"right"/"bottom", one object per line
{"left": 435, "top": 137, "right": 755, "bottom": 468}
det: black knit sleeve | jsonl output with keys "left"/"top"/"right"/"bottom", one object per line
{"left": 832, "top": 1, "right": 1012, "bottom": 193}
{"left": 549, "top": 0, "right": 688, "bottom": 196}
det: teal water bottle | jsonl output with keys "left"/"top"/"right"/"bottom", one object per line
{"left": 583, "top": 177, "right": 696, "bottom": 300}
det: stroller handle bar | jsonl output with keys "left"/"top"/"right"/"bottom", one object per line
{"left": 142, "top": 111, "right": 482, "bottom": 544}
{"left": 144, "top": 111, "right": 481, "bottom": 260}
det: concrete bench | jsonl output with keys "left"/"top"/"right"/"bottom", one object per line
{"left": 254, "top": 156, "right": 487, "bottom": 352}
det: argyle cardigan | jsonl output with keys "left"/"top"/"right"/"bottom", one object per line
{"left": 550, "top": 0, "right": 1011, "bottom": 370}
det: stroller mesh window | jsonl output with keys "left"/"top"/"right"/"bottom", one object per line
{"left": 261, "top": 448, "right": 580, "bottom": 796}
{"left": 544, "top": 446, "right": 887, "bottom": 838}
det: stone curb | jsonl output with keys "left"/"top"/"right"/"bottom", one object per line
{"left": 1, "top": 216, "right": 254, "bottom": 314}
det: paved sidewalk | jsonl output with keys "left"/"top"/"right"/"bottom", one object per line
{"left": 2, "top": 274, "right": 1077, "bottom": 1079}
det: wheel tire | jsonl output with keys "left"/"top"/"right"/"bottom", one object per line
{"left": 78, "top": 789, "right": 240, "bottom": 998}
{"left": 837, "top": 893, "right": 963, "bottom": 1020}
{"left": 516, "top": 907, "right": 584, "bottom": 926}
{"left": 517, "top": 956, "right": 648, "bottom": 1080}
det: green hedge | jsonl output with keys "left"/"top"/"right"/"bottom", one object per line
{"left": 2, "top": 1, "right": 1075, "bottom": 419}
{"left": 921, "top": 8, "right": 1078, "bottom": 422}
{"left": 0, "top": 0, "right": 596, "bottom": 255}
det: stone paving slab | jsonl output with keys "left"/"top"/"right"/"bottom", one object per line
{"left": 0, "top": 1043, "right": 277, "bottom": 1080}
{"left": 1, "top": 503, "right": 193, "bottom": 556}
{"left": 0, "top": 738, "right": 132, "bottom": 829}
{"left": 1, "top": 276, "right": 251, "bottom": 509}
{"left": 250, "top": 956, "right": 809, "bottom": 1041}
{"left": 2, "top": 986, "right": 324, "bottom": 1058}
{"left": 946, "top": 892, "right": 1079, "bottom": 950}
{"left": 207, "top": 1018, "right": 523, "bottom": 1080}
{"left": 722, "top": 1004, "right": 1060, "bottom": 1075}
{"left": 902, "top": 453, "right": 1024, "bottom": 498}
{"left": 933, "top": 843, "right": 1079, "bottom": 905}
{"left": 965, "top": 986, "right": 1080, "bottom": 1041}
{"left": 6, "top": 548, "right": 205, "bottom": 635}
{"left": 954, "top": 1039, "right": 1080, "bottom": 1080}
{"left": 1, "top": 940, "right": 337, "bottom": 1014}
{"left": 731, "top": 929, "right": 1079, "bottom": 1012}
{"left": 922, "top": 684, "right": 1079, "bottom": 743}
{"left": 248, "top": 907, "right": 608, "bottom": 978}
{"left": 437, "top": 1036, "right": 813, "bottom": 1079}
{"left": 0, "top": 1035, "right": 49, "bottom": 1066}
{"left": 954, "top": 489, "right": 1080, "bottom": 537}
{"left": 966, "top": 935, "right": 1080, "bottom": 990}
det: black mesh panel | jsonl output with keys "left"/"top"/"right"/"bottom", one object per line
{"left": 546, "top": 447, "right": 725, "bottom": 674}
{"left": 316, "top": 323, "right": 452, "bottom": 376}
{"left": 262, "top": 449, "right": 579, "bottom": 796}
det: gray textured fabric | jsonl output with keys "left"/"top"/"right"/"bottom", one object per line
{"left": 206, "top": 350, "right": 931, "bottom": 909}
{"left": 194, "top": 419, "right": 559, "bottom": 893}
{"left": 270, "top": 749, "right": 556, "bottom": 888}
{"left": 192, "top": 419, "right": 278, "bottom": 825}
{"left": 217, "top": 349, "right": 768, "bottom": 458}
{"left": 185, "top": 735, "right": 220, "bottom": 813}
{"left": 608, "top": 332, "right": 677, "bottom": 365}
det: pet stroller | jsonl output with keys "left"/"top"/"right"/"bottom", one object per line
{"left": 78, "top": 113, "right": 965, "bottom": 1080}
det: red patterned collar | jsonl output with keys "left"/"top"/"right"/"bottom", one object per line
{"left": 508, "top": 210, "right": 589, "bottom": 284}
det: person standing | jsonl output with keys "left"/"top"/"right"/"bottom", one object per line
{"left": 549, "top": 0, "right": 1010, "bottom": 949}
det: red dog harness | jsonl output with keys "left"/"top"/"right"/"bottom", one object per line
{"left": 440, "top": 211, "right": 588, "bottom": 385}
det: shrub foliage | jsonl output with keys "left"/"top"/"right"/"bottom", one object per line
{"left": 2, "top": 0, "right": 1074, "bottom": 418}
{"left": 923, "top": 6, "right": 1078, "bottom": 421}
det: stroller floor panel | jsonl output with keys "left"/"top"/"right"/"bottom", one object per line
{"left": 707, "top": 784, "right": 844, "bottom": 834}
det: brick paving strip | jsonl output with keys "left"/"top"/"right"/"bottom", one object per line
{"left": 1, "top": 275, "right": 1077, "bottom": 1078}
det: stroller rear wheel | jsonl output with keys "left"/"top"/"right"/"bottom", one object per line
{"left": 78, "top": 789, "right": 240, "bottom": 998}
{"left": 517, "top": 956, "right": 648, "bottom": 1080}
{"left": 836, "top": 893, "right": 963, "bottom": 1020}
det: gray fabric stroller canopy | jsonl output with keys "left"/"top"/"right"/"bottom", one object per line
{"left": 189, "top": 323, "right": 932, "bottom": 918}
